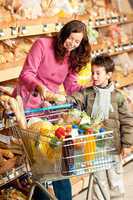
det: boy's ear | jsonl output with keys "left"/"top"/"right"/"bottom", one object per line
{"left": 107, "top": 72, "right": 112, "bottom": 79}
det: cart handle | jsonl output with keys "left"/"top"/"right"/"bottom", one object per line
{"left": 25, "top": 103, "right": 74, "bottom": 114}
{"left": 6, "top": 103, "right": 74, "bottom": 117}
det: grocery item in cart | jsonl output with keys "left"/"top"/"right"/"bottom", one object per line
{"left": 6, "top": 104, "right": 118, "bottom": 200}
{"left": 28, "top": 117, "right": 53, "bottom": 136}
{"left": 84, "top": 128, "right": 96, "bottom": 162}
{"left": 62, "top": 135, "right": 74, "bottom": 176}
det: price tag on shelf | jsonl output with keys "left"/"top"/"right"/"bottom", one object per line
{"left": 55, "top": 23, "right": 63, "bottom": 32}
{"left": 11, "top": 27, "right": 18, "bottom": 35}
{"left": 0, "top": 29, "right": 5, "bottom": 37}
{"left": 0, "top": 133, "right": 11, "bottom": 144}
{"left": 43, "top": 24, "right": 48, "bottom": 32}
{"left": 21, "top": 26, "right": 27, "bottom": 34}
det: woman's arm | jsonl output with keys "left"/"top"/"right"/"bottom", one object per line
{"left": 19, "top": 39, "right": 45, "bottom": 92}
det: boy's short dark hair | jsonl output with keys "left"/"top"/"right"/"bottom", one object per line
{"left": 91, "top": 54, "right": 115, "bottom": 73}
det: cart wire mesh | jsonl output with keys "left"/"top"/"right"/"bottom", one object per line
{"left": 8, "top": 104, "right": 117, "bottom": 183}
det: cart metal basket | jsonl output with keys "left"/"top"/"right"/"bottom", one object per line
{"left": 7, "top": 104, "right": 117, "bottom": 200}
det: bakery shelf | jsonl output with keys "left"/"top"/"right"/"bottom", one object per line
{"left": 76, "top": 13, "right": 133, "bottom": 28}
{"left": 0, "top": 59, "right": 24, "bottom": 82}
{"left": 92, "top": 42, "right": 133, "bottom": 57}
{"left": 0, "top": 165, "right": 27, "bottom": 189}
{"left": 113, "top": 71, "right": 133, "bottom": 88}
{"left": 0, "top": 42, "right": 132, "bottom": 83}
{"left": 0, "top": 27, "right": 18, "bottom": 41}
{"left": 85, "top": 71, "right": 133, "bottom": 89}
{"left": 110, "top": 45, "right": 133, "bottom": 56}
{"left": 0, "top": 13, "right": 132, "bottom": 40}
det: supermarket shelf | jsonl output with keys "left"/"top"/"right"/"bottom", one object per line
{"left": 92, "top": 14, "right": 133, "bottom": 28}
{"left": 92, "top": 42, "right": 133, "bottom": 57}
{"left": 76, "top": 14, "right": 131, "bottom": 28}
{"left": 0, "top": 14, "right": 132, "bottom": 40}
{"left": 85, "top": 70, "right": 133, "bottom": 89}
{"left": 0, "top": 43, "right": 133, "bottom": 83}
{"left": 113, "top": 71, "right": 133, "bottom": 88}
{"left": 0, "top": 165, "right": 28, "bottom": 188}
{"left": 0, "top": 17, "right": 16, "bottom": 28}
{"left": 0, "top": 15, "right": 74, "bottom": 40}
{"left": 110, "top": 44, "right": 133, "bottom": 56}
{"left": 86, "top": 72, "right": 133, "bottom": 89}
{"left": 0, "top": 59, "right": 24, "bottom": 82}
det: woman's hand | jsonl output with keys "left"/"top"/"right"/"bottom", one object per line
{"left": 35, "top": 84, "right": 47, "bottom": 100}
{"left": 36, "top": 84, "right": 66, "bottom": 103}
{"left": 36, "top": 84, "right": 60, "bottom": 102}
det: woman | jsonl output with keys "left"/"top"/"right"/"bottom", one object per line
{"left": 13, "top": 20, "right": 91, "bottom": 200}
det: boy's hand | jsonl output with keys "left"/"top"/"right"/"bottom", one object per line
{"left": 120, "top": 147, "right": 132, "bottom": 158}
{"left": 54, "top": 94, "right": 66, "bottom": 104}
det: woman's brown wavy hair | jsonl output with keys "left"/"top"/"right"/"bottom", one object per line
{"left": 53, "top": 20, "right": 91, "bottom": 72}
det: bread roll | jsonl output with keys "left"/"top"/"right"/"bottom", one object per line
{"left": 28, "top": 120, "right": 53, "bottom": 136}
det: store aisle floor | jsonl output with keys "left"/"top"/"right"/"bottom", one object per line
{"left": 73, "top": 161, "right": 133, "bottom": 200}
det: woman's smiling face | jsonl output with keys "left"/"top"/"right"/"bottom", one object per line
{"left": 63, "top": 32, "right": 83, "bottom": 52}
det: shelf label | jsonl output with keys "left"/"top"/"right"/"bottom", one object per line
{"left": 0, "top": 29, "right": 5, "bottom": 37}
{"left": 0, "top": 133, "right": 11, "bottom": 144}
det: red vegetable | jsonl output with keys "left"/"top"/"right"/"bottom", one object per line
{"left": 87, "top": 128, "right": 94, "bottom": 134}
{"left": 55, "top": 127, "right": 65, "bottom": 139}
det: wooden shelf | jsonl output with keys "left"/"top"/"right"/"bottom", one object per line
{"left": 92, "top": 42, "right": 133, "bottom": 57}
{"left": 76, "top": 14, "right": 133, "bottom": 28}
{"left": 85, "top": 71, "right": 133, "bottom": 89}
{"left": 0, "top": 14, "right": 132, "bottom": 40}
{"left": 0, "top": 42, "right": 132, "bottom": 83}
{"left": 0, "top": 13, "right": 132, "bottom": 83}
{"left": 113, "top": 71, "right": 133, "bottom": 88}
{"left": 0, "top": 59, "right": 24, "bottom": 82}
{"left": 110, "top": 42, "right": 133, "bottom": 56}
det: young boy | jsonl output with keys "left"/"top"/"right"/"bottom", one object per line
{"left": 67, "top": 54, "right": 133, "bottom": 199}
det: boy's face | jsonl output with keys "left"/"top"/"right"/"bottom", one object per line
{"left": 91, "top": 65, "right": 112, "bottom": 87}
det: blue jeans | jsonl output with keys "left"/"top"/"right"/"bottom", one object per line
{"left": 33, "top": 179, "right": 72, "bottom": 200}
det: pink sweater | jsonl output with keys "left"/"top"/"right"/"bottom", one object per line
{"left": 13, "top": 37, "right": 81, "bottom": 108}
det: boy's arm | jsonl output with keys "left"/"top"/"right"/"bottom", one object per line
{"left": 66, "top": 89, "right": 86, "bottom": 110}
{"left": 118, "top": 93, "right": 133, "bottom": 148}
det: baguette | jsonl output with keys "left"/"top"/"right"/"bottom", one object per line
{"left": 9, "top": 97, "right": 27, "bottom": 129}
{"left": 16, "top": 95, "right": 27, "bottom": 129}
{"left": 0, "top": 157, "right": 16, "bottom": 174}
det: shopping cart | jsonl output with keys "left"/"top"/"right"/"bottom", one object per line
{"left": 7, "top": 104, "right": 117, "bottom": 200}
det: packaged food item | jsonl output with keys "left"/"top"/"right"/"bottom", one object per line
{"left": 73, "top": 133, "right": 84, "bottom": 175}
{"left": 84, "top": 128, "right": 96, "bottom": 163}
{"left": 62, "top": 135, "right": 74, "bottom": 175}
{"left": 96, "top": 127, "right": 106, "bottom": 148}
{"left": 71, "top": 125, "right": 79, "bottom": 138}
{"left": 28, "top": 118, "right": 53, "bottom": 136}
